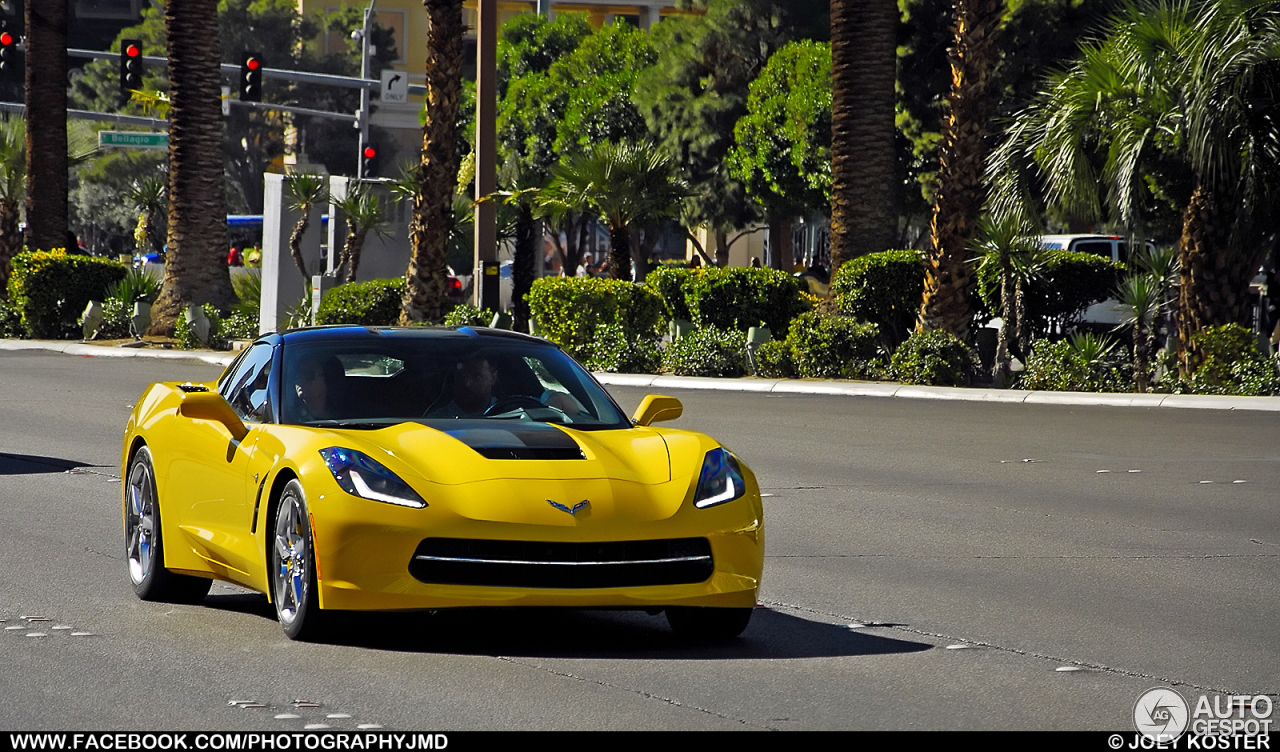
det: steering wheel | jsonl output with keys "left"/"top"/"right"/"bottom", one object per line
{"left": 483, "top": 394, "right": 547, "bottom": 416}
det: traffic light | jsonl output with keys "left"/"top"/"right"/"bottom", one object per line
{"left": 0, "top": 22, "right": 18, "bottom": 80}
{"left": 240, "top": 52, "right": 263, "bottom": 102}
{"left": 119, "top": 39, "right": 143, "bottom": 97}
{"left": 360, "top": 143, "right": 380, "bottom": 178}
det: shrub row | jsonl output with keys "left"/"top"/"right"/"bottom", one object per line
{"left": 527, "top": 276, "right": 664, "bottom": 362}
{"left": 7, "top": 251, "right": 129, "bottom": 338}
{"left": 644, "top": 266, "right": 809, "bottom": 336}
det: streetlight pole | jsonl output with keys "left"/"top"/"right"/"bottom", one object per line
{"left": 355, "top": 0, "right": 375, "bottom": 179}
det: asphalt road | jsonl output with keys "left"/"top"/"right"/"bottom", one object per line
{"left": 0, "top": 349, "right": 1276, "bottom": 731}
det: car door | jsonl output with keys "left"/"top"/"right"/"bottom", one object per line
{"left": 173, "top": 342, "right": 273, "bottom": 585}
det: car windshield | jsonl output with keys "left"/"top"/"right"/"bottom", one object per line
{"left": 280, "top": 335, "right": 631, "bottom": 431}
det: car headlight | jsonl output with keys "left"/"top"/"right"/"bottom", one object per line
{"left": 318, "top": 448, "right": 427, "bottom": 509}
{"left": 693, "top": 448, "right": 746, "bottom": 509}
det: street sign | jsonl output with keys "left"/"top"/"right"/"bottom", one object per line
{"left": 380, "top": 69, "right": 407, "bottom": 104}
{"left": 99, "top": 130, "right": 168, "bottom": 149}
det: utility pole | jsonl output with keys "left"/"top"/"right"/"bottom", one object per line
{"left": 355, "top": 0, "right": 375, "bottom": 179}
{"left": 474, "top": 0, "right": 498, "bottom": 308}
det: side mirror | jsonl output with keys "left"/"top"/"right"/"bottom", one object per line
{"left": 179, "top": 389, "right": 249, "bottom": 441}
{"left": 632, "top": 395, "right": 683, "bottom": 427}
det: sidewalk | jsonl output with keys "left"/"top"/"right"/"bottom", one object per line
{"left": 5, "top": 337, "right": 1279, "bottom": 413}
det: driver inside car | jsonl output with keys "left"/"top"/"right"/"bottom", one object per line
{"left": 429, "top": 353, "right": 586, "bottom": 419}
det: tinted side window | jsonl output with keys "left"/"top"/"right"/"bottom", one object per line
{"left": 221, "top": 343, "right": 274, "bottom": 423}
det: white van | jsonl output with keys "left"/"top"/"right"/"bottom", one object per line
{"left": 1038, "top": 234, "right": 1149, "bottom": 325}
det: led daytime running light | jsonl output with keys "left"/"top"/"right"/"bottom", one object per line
{"left": 319, "top": 447, "right": 426, "bottom": 509}
{"left": 693, "top": 448, "right": 746, "bottom": 509}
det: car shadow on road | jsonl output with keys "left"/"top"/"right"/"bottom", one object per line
{"left": 0, "top": 452, "right": 93, "bottom": 475}
{"left": 199, "top": 594, "right": 932, "bottom": 660}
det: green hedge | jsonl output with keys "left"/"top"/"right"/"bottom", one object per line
{"left": 975, "top": 250, "right": 1124, "bottom": 330}
{"left": 783, "top": 312, "right": 882, "bottom": 379}
{"left": 1179, "top": 324, "right": 1280, "bottom": 395}
{"left": 662, "top": 326, "right": 747, "bottom": 377}
{"left": 8, "top": 251, "right": 129, "bottom": 338}
{"left": 528, "top": 276, "right": 664, "bottom": 362}
{"left": 315, "top": 278, "right": 404, "bottom": 327}
{"left": 645, "top": 266, "right": 694, "bottom": 321}
{"left": 684, "top": 267, "right": 809, "bottom": 336}
{"left": 1021, "top": 334, "right": 1132, "bottom": 392}
{"left": 891, "top": 329, "right": 974, "bottom": 387}
{"left": 831, "top": 250, "right": 926, "bottom": 348}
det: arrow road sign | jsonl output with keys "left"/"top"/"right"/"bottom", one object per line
{"left": 380, "top": 69, "right": 407, "bottom": 103}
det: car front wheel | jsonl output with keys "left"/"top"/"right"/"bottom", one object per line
{"left": 124, "top": 446, "right": 212, "bottom": 603}
{"left": 271, "top": 479, "right": 327, "bottom": 641}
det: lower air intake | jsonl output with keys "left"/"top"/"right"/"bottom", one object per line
{"left": 408, "top": 537, "right": 714, "bottom": 589}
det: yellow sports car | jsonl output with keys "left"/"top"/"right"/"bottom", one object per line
{"left": 121, "top": 326, "right": 763, "bottom": 641}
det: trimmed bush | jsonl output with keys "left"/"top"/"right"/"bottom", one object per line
{"left": 0, "top": 296, "right": 25, "bottom": 338}
{"left": 891, "top": 329, "right": 975, "bottom": 386}
{"left": 784, "top": 312, "right": 882, "bottom": 379}
{"left": 684, "top": 267, "right": 809, "bottom": 336}
{"left": 86, "top": 298, "right": 132, "bottom": 340}
{"left": 221, "top": 310, "right": 259, "bottom": 342}
{"left": 1021, "top": 334, "right": 1132, "bottom": 392}
{"left": 442, "top": 303, "right": 497, "bottom": 327}
{"left": 645, "top": 266, "right": 694, "bottom": 321}
{"left": 1181, "top": 324, "right": 1280, "bottom": 395}
{"left": 831, "top": 250, "right": 926, "bottom": 348}
{"left": 8, "top": 251, "right": 129, "bottom": 338}
{"left": 528, "top": 276, "right": 664, "bottom": 361}
{"left": 975, "top": 250, "right": 1124, "bottom": 331}
{"left": 754, "top": 339, "right": 794, "bottom": 378}
{"left": 662, "top": 326, "right": 747, "bottom": 377}
{"left": 315, "top": 278, "right": 404, "bottom": 326}
{"left": 587, "top": 322, "right": 662, "bottom": 374}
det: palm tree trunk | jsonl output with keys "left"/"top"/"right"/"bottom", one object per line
{"left": 24, "top": 0, "right": 69, "bottom": 252}
{"left": 149, "top": 0, "right": 236, "bottom": 336}
{"left": 607, "top": 222, "right": 631, "bottom": 281}
{"left": 0, "top": 197, "right": 20, "bottom": 295}
{"left": 1176, "top": 184, "right": 1264, "bottom": 368}
{"left": 1133, "top": 323, "right": 1149, "bottom": 393}
{"left": 714, "top": 229, "right": 730, "bottom": 268}
{"left": 512, "top": 205, "right": 536, "bottom": 329}
{"left": 994, "top": 270, "right": 1013, "bottom": 386}
{"left": 289, "top": 212, "right": 313, "bottom": 282}
{"left": 344, "top": 229, "right": 369, "bottom": 284}
{"left": 402, "top": 0, "right": 465, "bottom": 324}
{"left": 829, "top": 0, "right": 898, "bottom": 273}
{"left": 918, "top": 0, "right": 1003, "bottom": 342}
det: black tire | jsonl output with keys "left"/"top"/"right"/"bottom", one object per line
{"left": 124, "top": 446, "right": 212, "bottom": 603}
{"left": 665, "top": 606, "right": 753, "bottom": 640}
{"left": 270, "top": 479, "right": 328, "bottom": 641}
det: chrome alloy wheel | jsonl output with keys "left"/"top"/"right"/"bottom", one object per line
{"left": 125, "top": 456, "right": 157, "bottom": 585}
{"left": 273, "top": 490, "right": 310, "bottom": 627}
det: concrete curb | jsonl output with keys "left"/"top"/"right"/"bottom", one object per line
{"left": 4, "top": 338, "right": 1278, "bottom": 412}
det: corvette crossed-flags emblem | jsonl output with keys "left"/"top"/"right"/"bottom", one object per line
{"left": 547, "top": 499, "right": 589, "bottom": 515}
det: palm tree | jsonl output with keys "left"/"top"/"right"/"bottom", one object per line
{"left": 989, "top": 0, "right": 1280, "bottom": 367}
{"left": 401, "top": 0, "right": 465, "bottom": 325}
{"left": 972, "top": 213, "right": 1043, "bottom": 386}
{"left": 537, "top": 142, "right": 687, "bottom": 282}
{"left": 828, "top": 0, "right": 898, "bottom": 272}
{"left": 23, "top": 0, "right": 69, "bottom": 252}
{"left": 283, "top": 173, "right": 328, "bottom": 283}
{"left": 148, "top": 0, "right": 237, "bottom": 335}
{"left": 126, "top": 176, "right": 167, "bottom": 259}
{"left": 0, "top": 118, "right": 26, "bottom": 295}
{"left": 332, "top": 182, "right": 388, "bottom": 283}
{"left": 918, "top": 0, "right": 1004, "bottom": 341}
{"left": 1113, "top": 273, "right": 1164, "bottom": 393}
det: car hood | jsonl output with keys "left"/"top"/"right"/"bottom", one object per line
{"left": 335, "top": 420, "right": 674, "bottom": 486}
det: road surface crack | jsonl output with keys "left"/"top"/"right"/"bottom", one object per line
{"left": 493, "top": 656, "right": 777, "bottom": 730}
{"left": 760, "top": 598, "right": 1278, "bottom": 697}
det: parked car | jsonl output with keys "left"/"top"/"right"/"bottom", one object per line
{"left": 1039, "top": 234, "right": 1153, "bottom": 326}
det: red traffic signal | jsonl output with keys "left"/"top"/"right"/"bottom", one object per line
{"left": 0, "top": 33, "right": 12, "bottom": 47}
{"left": 0, "top": 21, "right": 19, "bottom": 80}
{"left": 363, "top": 146, "right": 376, "bottom": 159}
{"left": 360, "top": 144, "right": 380, "bottom": 178}
{"left": 240, "top": 52, "right": 264, "bottom": 102}
{"left": 119, "top": 39, "right": 143, "bottom": 96}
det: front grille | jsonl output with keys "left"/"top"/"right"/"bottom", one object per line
{"left": 408, "top": 537, "right": 714, "bottom": 589}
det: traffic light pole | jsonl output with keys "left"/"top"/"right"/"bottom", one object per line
{"left": 356, "top": 1, "right": 374, "bottom": 180}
